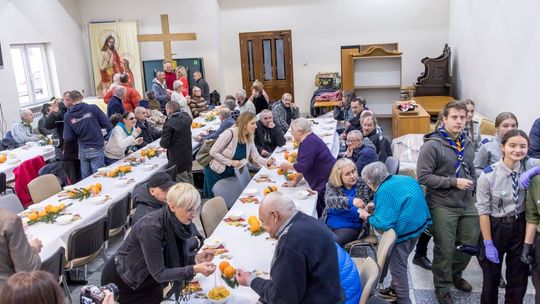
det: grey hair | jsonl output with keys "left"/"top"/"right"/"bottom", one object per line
{"left": 290, "top": 118, "right": 312, "bottom": 133}
{"left": 20, "top": 109, "right": 32, "bottom": 119}
{"left": 114, "top": 85, "right": 126, "bottom": 98}
{"left": 260, "top": 109, "right": 272, "bottom": 116}
{"left": 173, "top": 80, "right": 184, "bottom": 90}
{"left": 134, "top": 106, "right": 147, "bottom": 116}
{"left": 166, "top": 100, "right": 181, "bottom": 112}
{"left": 235, "top": 89, "right": 247, "bottom": 100}
{"left": 361, "top": 162, "right": 390, "bottom": 190}
{"left": 223, "top": 99, "right": 237, "bottom": 111}
{"left": 219, "top": 107, "right": 231, "bottom": 119}
{"left": 262, "top": 192, "right": 297, "bottom": 215}
{"left": 347, "top": 130, "right": 363, "bottom": 141}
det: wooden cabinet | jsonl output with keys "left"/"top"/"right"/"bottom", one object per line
{"left": 392, "top": 104, "right": 430, "bottom": 138}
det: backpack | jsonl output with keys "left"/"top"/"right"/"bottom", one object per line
{"left": 195, "top": 129, "right": 233, "bottom": 167}
{"left": 1, "top": 131, "right": 19, "bottom": 150}
{"left": 209, "top": 90, "right": 220, "bottom": 106}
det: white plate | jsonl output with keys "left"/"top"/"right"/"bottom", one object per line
{"left": 89, "top": 195, "right": 107, "bottom": 205}
{"left": 141, "top": 164, "right": 155, "bottom": 171}
{"left": 56, "top": 215, "right": 73, "bottom": 225}
{"left": 97, "top": 167, "right": 108, "bottom": 173}
{"left": 204, "top": 237, "right": 222, "bottom": 249}
{"left": 113, "top": 179, "right": 129, "bottom": 188}
{"left": 228, "top": 210, "right": 244, "bottom": 220}
{"left": 258, "top": 172, "right": 270, "bottom": 178}
{"left": 27, "top": 204, "right": 43, "bottom": 212}
{"left": 244, "top": 188, "right": 258, "bottom": 197}
{"left": 295, "top": 190, "right": 310, "bottom": 200}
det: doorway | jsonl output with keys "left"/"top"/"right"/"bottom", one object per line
{"left": 239, "top": 30, "right": 294, "bottom": 102}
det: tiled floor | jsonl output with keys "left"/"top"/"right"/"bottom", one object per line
{"left": 65, "top": 225, "right": 536, "bottom": 304}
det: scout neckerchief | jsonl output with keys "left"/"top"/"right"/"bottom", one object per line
{"left": 438, "top": 127, "right": 465, "bottom": 177}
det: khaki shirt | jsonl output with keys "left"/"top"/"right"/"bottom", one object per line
{"left": 526, "top": 176, "right": 540, "bottom": 232}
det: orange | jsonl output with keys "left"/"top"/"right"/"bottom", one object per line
{"left": 288, "top": 155, "right": 295, "bottom": 163}
{"left": 141, "top": 149, "right": 148, "bottom": 157}
{"left": 249, "top": 221, "right": 261, "bottom": 233}
{"left": 107, "top": 171, "right": 116, "bottom": 177}
{"left": 38, "top": 210, "right": 47, "bottom": 218}
{"left": 28, "top": 212, "right": 38, "bottom": 221}
{"left": 0, "top": 155, "right": 6, "bottom": 163}
{"left": 277, "top": 169, "right": 285, "bottom": 175}
{"left": 50, "top": 206, "right": 60, "bottom": 213}
{"left": 223, "top": 266, "right": 236, "bottom": 278}
{"left": 45, "top": 205, "right": 53, "bottom": 212}
{"left": 219, "top": 261, "right": 230, "bottom": 273}
{"left": 283, "top": 151, "right": 289, "bottom": 159}
{"left": 58, "top": 203, "right": 65, "bottom": 210}
{"left": 286, "top": 173, "right": 296, "bottom": 181}
{"left": 247, "top": 215, "right": 258, "bottom": 226}
{"left": 95, "top": 183, "right": 102, "bottom": 190}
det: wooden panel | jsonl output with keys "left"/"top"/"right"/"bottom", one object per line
{"left": 392, "top": 104, "right": 430, "bottom": 138}
{"left": 412, "top": 96, "right": 454, "bottom": 115}
{"left": 341, "top": 46, "right": 359, "bottom": 91}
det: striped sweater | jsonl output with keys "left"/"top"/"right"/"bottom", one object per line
{"left": 369, "top": 175, "right": 432, "bottom": 243}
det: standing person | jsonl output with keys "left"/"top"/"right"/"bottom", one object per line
{"left": 44, "top": 91, "right": 81, "bottom": 183}
{"left": 528, "top": 117, "right": 540, "bottom": 159}
{"left": 37, "top": 103, "right": 53, "bottom": 136}
{"left": 254, "top": 110, "right": 286, "bottom": 157}
{"left": 104, "top": 112, "right": 143, "bottom": 165}
{"left": 523, "top": 174, "right": 540, "bottom": 303}
{"left": 152, "top": 71, "right": 170, "bottom": 111}
{"left": 322, "top": 158, "right": 373, "bottom": 246}
{"left": 171, "top": 80, "right": 192, "bottom": 118}
{"left": 203, "top": 112, "right": 275, "bottom": 198}
{"left": 272, "top": 93, "right": 300, "bottom": 133}
{"left": 474, "top": 112, "right": 518, "bottom": 176}
{"left": 476, "top": 129, "right": 539, "bottom": 304}
{"left": 104, "top": 74, "right": 141, "bottom": 112}
{"left": 193, "top": 71, "right": 209, "bottom": 101}
{"left": 160, "top": 101, "right": 193, "bottom": 184}
{"left": 236, "top": 89, "right": 256, "bottom": 114}
{"left": 236, "top": 192, "right": 344, "bottom": 304}
{"left": 463, "top": 99, "right": 481, "bottom": 151}
{"left": 359, "top": 162, "right": 432, "bottom": 304}
{"left": 163, "top": 61, "right": 176, "bottom": 91}
{"left": 175, "top": 66, "right": 189, "bottom": 97}
{"left": 63, "top": 90, "right": 113, "bottom": 178}
{"left": 416, "top": 100, "right": 479, "bottom": 304}
{"left": 106, "top": 85, "right": 126, "bottom": 118}
{"left": 279, "top": 118, "right": 336, "bottom": 216}
{"left": 249, "top": 80, "right": 269, "bottom": 114}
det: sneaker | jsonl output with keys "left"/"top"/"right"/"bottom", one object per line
{"left": 378, "top": 287, "right": 397, "bottom": 301}
{"left": 452, "top": 276, "right": 472, "bottom": 292}
{"left": 435, "top": 291, "right": 454, "bottom": 304}
{"left": 413, "top": 256, "right": 433, "bottom": 270}
{"left": 499, "top": 277, "right": 506, "bottom": 289}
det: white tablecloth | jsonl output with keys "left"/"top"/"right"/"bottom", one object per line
{"left": 0, "top": 144, "right": 56, "bottom": 181}
{"left": 191, "top": 114, "right": 222, "bottom": 154}
{"left": 178, "top": 113, "right": 339, "bottom": 304}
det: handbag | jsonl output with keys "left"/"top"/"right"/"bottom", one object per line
{"left": 195, "top": 129, "right": 234, "bottom": 167}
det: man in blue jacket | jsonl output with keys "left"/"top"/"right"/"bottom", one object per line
{"left": 63, "top": 90, "right": 112, "bottom": 178}
{"left": 344, "top": 130, "right": 378, "bottom": 174}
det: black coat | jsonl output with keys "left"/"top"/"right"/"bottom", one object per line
{"left": 159, "top": 111, "right": 192, "bottom": 173}
{"left": 135, "top": 120, "right": 161, "bottom": 149}
{"left": 254, "top": 121, "right": 286, "bottom": 154}
{"left": 43, "top": 102, "right": 79, "bottom": 161}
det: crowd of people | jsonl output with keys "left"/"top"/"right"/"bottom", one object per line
{"left": 4, "top": 64, "right": 540, "bottom": 304}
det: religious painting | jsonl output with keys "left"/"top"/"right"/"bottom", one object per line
{"left": 88, "top": 21, "right": 143, "bottom": 97}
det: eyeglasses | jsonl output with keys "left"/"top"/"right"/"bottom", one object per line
{"left": 128, "top": 117, "right": 136, "bottom": 120}
{"left": 346, "top": 139, "right": 359, "bottom": 144}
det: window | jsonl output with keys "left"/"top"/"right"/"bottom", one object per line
{"left": 10, "top": 44, "right": 54, "bottom": 105}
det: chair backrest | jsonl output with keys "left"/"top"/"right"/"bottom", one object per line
{"left": 376, "top": 229, "right": 397, "bottom": 284}
{"left": 0, "top": 172, "right": 8, "bottom": 194}
{"left": 41, "top": 246, "right": 65, "bottom": 280}
{"left": 66, "top": 217, "right": 108, "bottom": 261}
{"left": 163, "top": 165, "right": 177, "bottom": 182}
{"left": 384, "top": 156, "right": 400, "bottom": 176}
{"left": 354, "top": 256, "right": 380, "bottom": 304}
{"left": 234, "top": 166, "right": 251, "bottom": 189}
{"left": 107, "top": 194, "right": 131, "bottom": 233}
{"left": 212, "top": 177, "right": 243, "bottom": 209}
{"left": 27, "top": 174, "right": 62, "bottom": 204}
{"left": 200, "top": 197, "right": 228, "bottom": 237}
{"left": 0, "top": 194, "right": 24, "bottom": 213}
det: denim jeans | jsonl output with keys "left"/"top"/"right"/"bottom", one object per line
{"left": 79, "top": 146, "right": 105, "bottom": 178}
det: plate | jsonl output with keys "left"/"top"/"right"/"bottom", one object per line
{"left": 114, "top": 179, "right": 129, "bottom": 188}
{"left": 204, "top": 237, "right": 222, "bottom": 249}
{"left": 56, "top": 215, "right": 73, "bottom": 225}
{"left": 295, "top": 190, "right": 310, "bottom": 200}
{"left": 27, "top": 204, "right": 43, "bottom": 212}
{"left": 244, "top": 188, "right": 258, "bottom": 197}
{"left": 97, "top": 167, "right": 108, "bottom": 173}
{"left": 228, "top": 210, "right": 244, "bottom": 220}
{"left": 89, "top": 195, "right": 107, "bottom": 205}
{"left": 141, "top": 164, "right": 155, "bottom": 171}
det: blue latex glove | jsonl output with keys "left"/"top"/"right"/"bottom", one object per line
{"left": 520, "top": 166, "right": 540, "bottom": 189}
{"left": 483, "top": 240, "right": 500, "bottom": 263}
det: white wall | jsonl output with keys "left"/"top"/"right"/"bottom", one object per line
{"left": 0, "top": 0, "right": 90, "bottom": 132}
{"left": 449, "top": 0, "right": 540, "bottom": 132}
{"left": 218, "top": 0, "right": 450, "bottom": 113}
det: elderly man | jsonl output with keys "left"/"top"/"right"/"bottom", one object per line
{"left": 280, "top": 118, "right": 336, "bottom": 216}
{"left": 417, "top": 100, "right": 478, "bottom": 304}
{"left": 236, "top": 89, "right": 256, "bottom": 114}
{"left": 236, "top": 192, "right": 343, "bottom": 303}
{"left": 272, "top": 93, "right": 300, "bottom": 133}
{"left": 152, "top": 71, "right": 170, "bottom": 111}
{"left": 160, "top": 101, "right": 193, "bottom": 184}
{"left": 344, "top": 130, "right": 378, "bottom": 174}
{"left": 134, "top": 106, "right": 161, "bottom": 149}
{"left": 194, "top": 108, "right": 235, "bottom": 142}
{"left": 107, "top": 86, "right": 126, "bottom": 117}
{"left": 10, "top": 109, "right": 40, "bottom": 146}
{"left": 255, "top": 110, "right": 286, "bottom": 157}
{"left": 163, "top": 61, "right": 177, "bottom": 90}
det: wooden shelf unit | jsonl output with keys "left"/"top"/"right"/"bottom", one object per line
{"left": 392, "top": 104, "right": 431, "bottom": 138}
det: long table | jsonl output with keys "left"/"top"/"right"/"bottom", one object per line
{"left": 178, "top": 113, "right": 339, "bottom": 304}
{"left": 0, "top": 144, "right": 56, "bottom": 181}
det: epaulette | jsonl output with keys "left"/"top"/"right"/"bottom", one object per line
{"left": 483, "top": 165, "right": 494, "bottom": 174}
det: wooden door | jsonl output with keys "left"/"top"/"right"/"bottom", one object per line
{"left": 239, "top": 30, "right": 294, "bottom": 102}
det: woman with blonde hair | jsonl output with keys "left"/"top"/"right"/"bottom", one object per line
{"left": 249, "top": 79, "right": 269, "bottom": 114}
{"left": 322, "top": 158, "right": 373, "bottom": 246}
{"left": 175, "top": 66, "right": 189, "bottom": 97}
{"left": 101, "top": 183, "right": 216, "bottom": 303}
{"left": 203, "top": 112, "right": 275, "bottom": 197}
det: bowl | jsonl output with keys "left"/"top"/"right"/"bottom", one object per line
{"left": 113, "top": 179, "right": 129, "bottom": 188}
{"left": 27, "top": 204, "right": 43, "bottom": 212}
{"left": 258, "top": 172, "right": 270, "bottom": 178}
{"left": 228, "top": 210, "right": 244, "bottom": 220}
{"left": 141, "top": 164, "right": 154, "bottom": 171}
{"left": 97, "top": 167, "right": 108, "bottom": 173}
{"left": 56, "top": 215, "right": 73, "bottom": 225}
{"left": 244, "top": 188, "right": 258, "bottom": 197}
{"left": 204, "top": 237, "right": 222, "bottom": 249}
{"left": 207, "top": 286, "right": 231, "bottom": 304}
{"left": 89, "top": 195, "right": 107, "bottom": 205}
{"left": 295, "top": 190, "right": 310, "bottom": 200}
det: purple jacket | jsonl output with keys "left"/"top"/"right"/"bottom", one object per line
{"left": 294, "top": 133, "right": 336, "bottom": 192}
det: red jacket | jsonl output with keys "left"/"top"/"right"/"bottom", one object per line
{"left": 103, "top": 83, "right": 141, "bottom": 113}
{"left": 13, "top": 156, "right": 46, "bottom": 208}
{"left": 164, "top": 71, "right": 176, "bottom": 91}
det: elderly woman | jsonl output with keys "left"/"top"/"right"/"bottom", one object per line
{"left": 188, "top": 86, "right": 209, "bottom": 118}
{"left": 322, "top": 158, "right": 373, "bottom": 246}
{"left": 204, "top": 112, "right": 275, "bottom": 197}
{"left": 171, "top": 80, "right": 192, "bottom": 118}
{"left": 104, "top": 112, "right": 143, "bottom": 165}
{"left": 360, "top": 111, "right": 392, "bottom": 162}
{"left": 280, "top": 118, "right": 336, "bottom": 216}
{"left": 101, "top": 183, "right": 216, "bottom": 304}
{"left": 359, "top": 162, "right": 431, "bottom": 304}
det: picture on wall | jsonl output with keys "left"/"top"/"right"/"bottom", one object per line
{"left": 88, "top": 21, "right": 142, "bottom": 97}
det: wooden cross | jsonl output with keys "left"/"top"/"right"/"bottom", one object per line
{"left": 137, "top": 14, "right": 197, "bottom": 62}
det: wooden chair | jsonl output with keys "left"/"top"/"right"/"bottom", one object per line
{"left": 200, "top": 197, "right": 228, "bottom": 237}
{"left": 27, "top": 174, "right": 62, "bottom": 204}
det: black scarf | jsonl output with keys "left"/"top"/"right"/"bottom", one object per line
{"left": 163, "top": 207, "right": 192, "bottom": 301}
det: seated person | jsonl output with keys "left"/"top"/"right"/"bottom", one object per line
{"left": 272, "top": 93, "right": 300, "bottom": 133}
{"left": 37, "top": 103, "right": 53, "bottom": 136}
{"left": 361, "top": 111, "right": 392, "bottom": 162}
{"left": 344, "top": 130, "right": 378, "bottom": 174}
{"left": 10, "top": 109, "right": 41, "bottom": 146}
{"left": 236, "top": 89, "right": 256, "bottom": 114}
{"left": 188, "top": 86, "right": 209, "bottom": 118}
{"left": 248, "top": 80, "right": 269, "bottom": 114}
{"left": 132, "top": 171, "right": 175, "bottom": 224}
{"left": 101, "top": 183, "right": 216, "bottom": 304}
{"left": 341, "top": 97, "right": 366, "bottom": 138}
{"left": 104, "top": 112, "right": 143, "bottom": 165}
{"left": 336, "top": 243, "right": 362, "bottom": 304}
{"left": 194, "top": 108, "right": 235, "bottom": 142}
{"left": 145, "top": 91, "right": 162, "bottom": 111}
{"left": 333, "top": 90, "right": 356, "bottom": 122}
{"left": 322, "top": 158, "right": 373, "bottom": 246}
{"left": 134, "top": 106, "right": 161, "bottom": 149}
{"left": 254, "top": 110, "right": 286, "bottom": 157}
{"left": 0, "top": 208, "right": 42, "bottom": 290}
{"left": 107, "top": 86, "right": 126, "bottom": 118}
{"left": 222, "top": 98, "right": 240, "bottom": 120}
